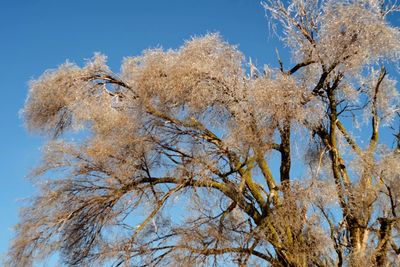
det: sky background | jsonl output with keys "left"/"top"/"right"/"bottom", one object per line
{"left": 1, "top": 0, "right": 399, "bottom": 265}
{"left": 0, "top": 0, "right": 287, "bottom": 261}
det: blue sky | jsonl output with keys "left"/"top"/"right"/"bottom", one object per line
{"left": 0, "top": 0, "right": 286, "bottom": 260}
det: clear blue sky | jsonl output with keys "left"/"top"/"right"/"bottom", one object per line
{"left": 0, "top": 0, "right": 286, "bottom": 260}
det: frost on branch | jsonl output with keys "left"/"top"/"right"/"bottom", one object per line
{"left": 263, "top": 0, "right": 400, "bottom": 70}
{"left": 120, "top": 33, "right": 244, "bottom": 114}
{"left": 23, "top": 54, "right": 111, "bottom": 137}
{"left": 318, "top": 1, "right": 400, "bottom": 71}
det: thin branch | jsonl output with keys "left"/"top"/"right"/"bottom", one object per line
{"left": 336, "top": 120, "right": 362, "bottom": 156}
{"left": 131, "top": 184, "right": 185, "bottom": 240}
{"left": 369, "top": 65, "right": 387, "bottom": 153}
{"left": 145, "top": 245, "right": 274, "bottom": 263}
{"left": 275, "top": 48, "right": 284, "bottom": 72}
{"left": 287, "top": 60, "right": 315, "bottom": 75}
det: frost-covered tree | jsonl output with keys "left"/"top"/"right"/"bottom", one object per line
{"left": 7, "top": 0, "right": 400, "bottom": 266}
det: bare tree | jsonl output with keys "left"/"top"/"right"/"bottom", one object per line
{"left": 7, "top": 0, "right": 400, "bottom": 266}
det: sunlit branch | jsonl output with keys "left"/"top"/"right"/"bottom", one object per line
{"left": 287, "top": 60, "right": 316, "bottom": 75}
{"left": 336, "top": 120, "right": 362, "bottom": 156}
{"left": 369, "top": 65, "right": 387, "bottom": 153}
{"left": 129, "top": 176, "right": 262, "bottom": 223}
{"left": 135, "top": 245, "right": 273, "bottom": 263}
{"left": 131, "top": 184, "right": 185, "bottom": 240}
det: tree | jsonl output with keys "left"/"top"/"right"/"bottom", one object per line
{"left": 7, "top": 0, "right": 400, "bottom": 266}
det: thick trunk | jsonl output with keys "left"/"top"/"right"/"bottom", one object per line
{"left": 375, "top": 218, "right": 395, "bottom": 266}
{"left": 279, "top": 121, "right": 291, "bottom": 190}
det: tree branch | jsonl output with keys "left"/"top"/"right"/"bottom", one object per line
{"left": 125, "top": 176, "right": 262, "bottom": 224}
{"left": 131, "top": 184, "right": 185, "bottom": 239}
{"left": 287, "top": 60, "right": 315, "bottom": 75}
{"left": 336, "top": 120, "right": 362, "bottom": 156}
{"left": 369, "top": 65, "right": 387, "bottom": 153}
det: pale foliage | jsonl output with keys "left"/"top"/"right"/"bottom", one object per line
{"left": 7, "top": 1, "right": 400, "bottom": 266}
